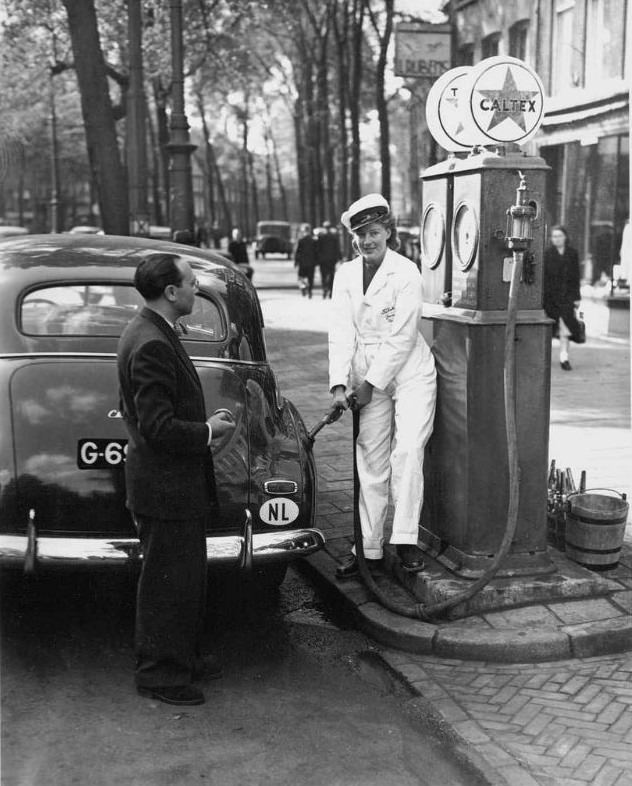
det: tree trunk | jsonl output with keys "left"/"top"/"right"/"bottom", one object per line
{"left": 315, "top": 29, "right": 331, "bottom": 225}
{"left": 146, "top": 93, "right": 164, "bottom": 226}
{"left": 269, "top": 122, "right": 289, "bottom": 221}
{"left": 248, "top": 150, "right": 260, "bottom": 231}
{"left": 370, "top": 0, "right": 394, "bottom": 202}
{"left": 333, "top": 1, "right": 350, "bottom": 219}
{"left": 263, "top": 123, "right": 275, "bottom": 219}
{"left": 152, "top": 77, "right": 170, "bottom": 226}
{"left": 349, "top": 0, "right": 365, "bottom": 202}
{"left": 240, "top": 103, "right": 250, "bottom": 235}
{"left": 195, "top": 92, "right": 216, "bottom": 226}
{"left": 294, "top": 98, "right": 307, "bottom": 222}
{"left": 61, "top": 0, "right": 128, "bottom": 234}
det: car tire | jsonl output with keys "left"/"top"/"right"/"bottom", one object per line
{"left": 254, "top": 563, "right": 288, "bottom": 591}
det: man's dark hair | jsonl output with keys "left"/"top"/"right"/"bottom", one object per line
{"left": 134, "top": 254, "right": 183, "bottom": 300}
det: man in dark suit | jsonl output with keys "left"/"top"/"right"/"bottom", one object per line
{"left": 118, "top": 253, "right": 235, "bottom": 706}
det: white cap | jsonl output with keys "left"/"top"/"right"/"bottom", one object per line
{"left": 341, "top": 193, "right": 390, "bottom": 232}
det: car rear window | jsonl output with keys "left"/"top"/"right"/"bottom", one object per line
{"left": 20, "top": 284, "right": 226, "bottom": 341}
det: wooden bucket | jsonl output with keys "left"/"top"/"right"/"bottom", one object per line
{"left": 565, "top": 490, "right": 629, "bottom": 570}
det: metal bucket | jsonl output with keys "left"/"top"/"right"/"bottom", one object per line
{"left": 565, "top": 490, "right": 629, "bottom": 571}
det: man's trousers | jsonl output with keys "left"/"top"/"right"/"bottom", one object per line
{"left": 133, "top": 513, "right": 207, "bottom": 688}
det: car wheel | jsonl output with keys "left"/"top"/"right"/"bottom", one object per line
{"left": 254, "top": 563, "right": 288, "bottom": 590}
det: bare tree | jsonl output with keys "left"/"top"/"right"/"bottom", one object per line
{"left": 368, "top": 0, "right": 394, "bottom": 202}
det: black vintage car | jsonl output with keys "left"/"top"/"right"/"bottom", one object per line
{"left": 0, "top": 235, "right": 323, "bottom": 587}
{"left": 254, "top": 221, "right": 293, "bottom": 259}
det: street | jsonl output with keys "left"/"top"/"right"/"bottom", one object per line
{"left": 1, "top": 567, "right": 480, "bottom": 786}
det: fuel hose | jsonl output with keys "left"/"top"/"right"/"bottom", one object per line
{"left": 351, "top": 251, "right": 524, "bottom": 621}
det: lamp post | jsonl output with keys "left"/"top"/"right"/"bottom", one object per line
{"left": 167, "top": 0, "right": 196, "bottom": 242}
{"left": 127, "top": 0, "right": 149, "bottom": 235}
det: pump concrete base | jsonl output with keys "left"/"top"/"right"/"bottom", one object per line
{"left": 382, "top": 546, "right": 618, "bottom": 621}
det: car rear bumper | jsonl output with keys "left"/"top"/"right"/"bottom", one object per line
{"left": 0, "top": 529, "right": 325, "bottom": 570}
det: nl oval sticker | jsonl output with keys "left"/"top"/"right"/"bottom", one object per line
{"left": 259, "top": 497, "right": 299, "bottom": 526}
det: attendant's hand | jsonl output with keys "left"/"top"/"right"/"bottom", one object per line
{"left": 330, "top": 385, "right": 349, "bottom": 413}
{"left": 208, "top": 409, "right": 236, "bottom": 439}
{"left": 574, "top": 300, "right": 581, "bottom": 309}
{"left": 349, "top": 380, "right": 373, "bottom": 411}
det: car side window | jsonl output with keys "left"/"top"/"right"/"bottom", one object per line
{"left": 180, "top": 295, "right": 226, "bottom": 341}
{"left": 20, "top": 285, "right": 143, "bottom": 336}
{"left": 20, "top": 285, "right": 226, "bottom": 342}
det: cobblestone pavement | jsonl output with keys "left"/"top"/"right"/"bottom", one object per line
{"left": 260, "top": 289, "right": 632, "bottom": 785}
{"left": 382, "top": 650, "right": 632, "bottom": 786}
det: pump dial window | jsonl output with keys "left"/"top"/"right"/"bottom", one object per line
{"left": 452, "top": 202, "right": 479, "bottom": 271}
{"left": 420, "top": 203, "right": 445, "bottom": 270}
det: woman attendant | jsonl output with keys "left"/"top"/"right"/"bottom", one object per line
{"left": 543, "top": 226, "right": 582, "bottom": 370}
{"left": 329, "top": 194, "right": 437, "bottom": 578}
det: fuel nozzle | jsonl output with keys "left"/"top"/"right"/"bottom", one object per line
{"left": 506, "top": 170, "right": 537, "bottom": 252}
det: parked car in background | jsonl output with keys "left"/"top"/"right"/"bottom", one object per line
{"left": 0, "top": 234, "right": 323, "bottom": 588}
{"left": 67, "top": 225, "right": 105, "bottom": 235}
{"left": 0, "top": 225, "right": 28, "bottom": 239}
{"left": 255, "top": 221, "right": 293, "bottom": 259}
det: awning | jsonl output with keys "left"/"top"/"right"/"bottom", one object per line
{"left": 536, "top": 96, "right": 628, "bottom": 148}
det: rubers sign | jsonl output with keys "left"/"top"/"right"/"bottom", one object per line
{"left": 394, "top": 22, "right": 451, "bottom": 80}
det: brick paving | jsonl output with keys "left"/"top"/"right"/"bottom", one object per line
{"left": 381, "top": 650, "right": 632, "bottom": 786}
{"left": 260, "top": 289, "right": 631, "bottom": 785}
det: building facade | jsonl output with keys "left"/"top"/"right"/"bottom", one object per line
{"left": 448, "top": 0, "right": 629, "bottom": 282}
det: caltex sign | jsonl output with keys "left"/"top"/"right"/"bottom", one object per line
{"left": 425, "top": 56, "right": 546, "bottom": 151}
{"left": 465, "top": 57, "right": 545, "bottom": 144}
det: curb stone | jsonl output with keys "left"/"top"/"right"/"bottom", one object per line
{"left": 376, "top": 651, "right": 518, "bottom": 786}
{"left": 302, "top": 548, "right": 632, "bottom": 663}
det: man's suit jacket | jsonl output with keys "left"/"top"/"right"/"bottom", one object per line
{"left": 117, "top": 307, "right": 216, "bottom": 520}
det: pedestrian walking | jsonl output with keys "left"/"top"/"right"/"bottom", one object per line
{"left": 328, "top": 194, "right": 437, "bottom": 578}
{"left": 228, "top": 227, "right": 250, "bottom": 267}
{"left": 294, "top": 223, "right": 317, "bottom": 298}
{"left": 543, "top": 225, "right": 583, "bottom": 371}
{"left": 317, "top": 220, "right": 341, "bottom": 299}
{"left": 117, "top": 253, "right": 236, "bottom": 706}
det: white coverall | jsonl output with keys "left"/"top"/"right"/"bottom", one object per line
{"left": 329, "top": 249, "right": 437, "bottom": 559}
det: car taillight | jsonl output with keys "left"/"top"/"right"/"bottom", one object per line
{"left": 264, "top": 480, "right": 298, "bottom": 495}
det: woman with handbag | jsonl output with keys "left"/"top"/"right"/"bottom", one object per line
{"left": 543, "top": 225, "right": 584, "bottom": 371}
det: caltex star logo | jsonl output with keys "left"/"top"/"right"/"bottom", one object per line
{"left": 477, "top": 67, "right": 540, "bottom": 132}
{"left": 468, "top": 60, "right": 544, "bottom": 144}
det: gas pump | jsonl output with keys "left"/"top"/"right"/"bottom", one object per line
{"left": 419, "top": 150, "right": 553, "bottom": 579}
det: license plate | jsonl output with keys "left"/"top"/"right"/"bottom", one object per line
{"left": 77, "top": 438, "right": 128, "bottom": 469}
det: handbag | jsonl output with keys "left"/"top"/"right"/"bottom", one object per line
{"left": 573, "top": 309, "right": 586, "bottom": 344}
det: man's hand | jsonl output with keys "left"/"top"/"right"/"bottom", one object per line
{"left": 207, "top": 409, "right": 236, "bottom": 440}
{"left": 574, "top": 300, "right": 581, "bottom": 309}
{"left": 349, "top": 380, "right": 373, "bottom": 411}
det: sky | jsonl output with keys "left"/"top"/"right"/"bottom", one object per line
{"left": 395, "top": 0, "right": 446, "bottom": 22}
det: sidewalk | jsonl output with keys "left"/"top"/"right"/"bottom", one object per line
{"left": 261, "top": 289, "right": 632, "bottom": 786}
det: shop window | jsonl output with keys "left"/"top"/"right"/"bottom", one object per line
{"left": 509, "top": 19, "right": 529, "bottom": 61}
{"left": 584, "top": 0, "right": 626, "bottom": 86}
{"left": 551, "top": 0, "right": 576, "bottom": 94}
{"left": 481, "top": 32, "right": 500, "bottom": 59}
